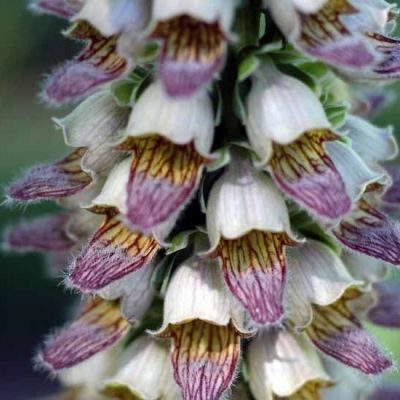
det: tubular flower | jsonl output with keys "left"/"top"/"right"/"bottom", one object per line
{"left": 7, "top": 0, "right": 400, "bottom": 399}
{"left": 247, "top": 329, "right": 332, "bottom": 399}
{"left": 207, "top": 157, "right": 300, "bottom": 325}
{"left": 246, "top": 60, "right": 381, "bottom": 221}
{"left": 152, "top": 253, "right": 251, "bottom": 400}
{"left": 114, "top": 81, "right": 214, "bottom": 233}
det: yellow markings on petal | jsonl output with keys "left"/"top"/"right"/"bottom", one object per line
{"left": 170, "top": 320, "right": 240, "bottom": 365}
{"left": 79, "top": 297, "right": 130, "bottom": 335}
{"left": 152, "top": 16, "right": 226, "bottom": 65}
{"left": 102, "top": 384, "right": 142, "bottom": 400}
{"left": 215, "top": 231, "right": 294, "bottom": 275}
{"left": 300, "top": 0, "right": 357, "bottom": 46}
{"left": 270, "top": 130, "right": 338, "bottom": 183}
{"left": 119, "top": 136, "right": 209, "bottom": 187}
{"left": 57, "top": 147, "right": 93, "bottom": 185}
{"left": 275, "top": 380, "right": 333, "bottom": 400}
{"left": 66, "top": 21, "right": 127, "bottom": 75}
{"left": 306, "top": 289, "right": 362, "bottom": 342}
{"left": 92, "top": 210, "right": 160, "bottom": 259}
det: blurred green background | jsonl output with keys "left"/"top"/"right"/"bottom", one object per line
{"left": 0, "top": 2, "right": 400, "bottom": 399}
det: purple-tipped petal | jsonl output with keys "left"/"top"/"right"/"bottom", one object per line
{"left": 332, "top": 198, "right": 400, "bottom": 265}
{"left": 270, "top": 130, "right": 351, "bottom": 221}
{"left": 167, "top": 321, "right": 240, "bottom": 400}
{"left": 43, "top": 22, "right": 127, "bottom": 106}
{"left": 120, "top": 137, "right": 207, "bottom": 232}
{"left": 8, "top": 149, "right": 92, "bottom": 202}
{"left": 306, "top": 290, "right": 392, "bottom": 375}
{"left": 214, "top": 232, "right": 295, "bottom": 325}
{"left": 38, "top": 298, "right": 129, "bottom": 371}
{"left": 4, "top": 213, "right": 74, "bottom": 252}
{"left": 69, "top": 212, "right": 160, "bottom": 292}
{"left": 304, "top": 36, "right": 376, "bottom": 69}
{"left": 152, "top": 16, "right": 226, "bottom": 97}
{"left": 368, "top": 282, "right": 400, "bottom": 328}
{"left": 30, "top": 0, "right": 80, "bottom": 18}
{"left": 296, "top": 3, "right": 379, "bottom": 69}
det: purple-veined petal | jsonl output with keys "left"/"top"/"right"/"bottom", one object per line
{"left": 4, "top": 213, "right": 74, "bottom": 252}
{"left": 306, "top": 289, "right": 392, "bottom": 375}
{"left": 165, "top": 321, "right": 240, "bottom": 400}
{"left": 213, "top": 231, "right": 296, "bottom": 325}
{"left": 38, "top": 298, "right": 129, "bottom": 371}
{"left": 30, "top": 0, "right": 80, "bottom": 19}
{"left": 332, "top": 197, "right": 400, "bottom": 265}
{"left": 269, "top": 130, "right": 351, "bottom": 221}
{"left": 365, "top": 33, "right": 400, "bottom": 79}
{"left": 7, "top": 148, "right": 92, "bottom": 202}
{"left": 367, "top": 282, "right": 400, "bottom": 328}
{"left": 119, "top": 136, "right": 208, "bottom": 233}
{"left": 68, "top": 210, "right": 160, "bottom": 293}
{"left": 43, "top": 22, "right": 127, "bottom": 106}
{"left": 295, "top": 1, "right": 380, "bottom": 69}
{"left": 151, "top": 16, "right": 226, "bottom": 97}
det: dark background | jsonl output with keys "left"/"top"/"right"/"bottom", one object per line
{"left": 1, "top": 2, "right": 400, "bottom": 399}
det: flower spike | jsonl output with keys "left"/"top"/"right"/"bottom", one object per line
{"left": 8, "top": 0, "right": 400, "bottom": 398}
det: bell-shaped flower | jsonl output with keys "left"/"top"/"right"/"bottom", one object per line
{"left": 305, "top": 288, "right": 392, "bottom": 374}
{"left": 102, "top": 336, "right": 180, "bottom": 400}
{"left": 7, "top": 91, "right": 129, "bottom": 203}
{"left": 149, "top": 0, "right": 238, "bottom": 97}
{"left": 58, "top": 347, "right": 118, "bottom": 400}
{"left": 285, "top": 239, "right": 360, "bottom": 330}
{"left": 246, "top": 61, "right": 382, "bottom": 221}
{"left": 111, "top": 81, "right": 214, "bottom": 234}
{"left": 247, "top": 329, "right": 332, "bottom": 399}
{"left": 152, "top": 253, "right": 251, "bottom": 400}
{"left": 265, "top": 0, "right": 400, "bottom": 81}
{"left": 331, "top": 182, "right": 400, "bottom": 265}
{"left": 207, "top": 156, "right": 300, "bottom": 325}
{"left": 38, "top": 297, "right": 130, "bottom": 372}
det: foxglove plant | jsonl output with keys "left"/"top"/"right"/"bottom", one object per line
{"left": 5, "top": 0, "right": 400, "bottom": 398}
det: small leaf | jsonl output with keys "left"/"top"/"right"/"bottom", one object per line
{"left": 207, "top": 146, "right": 231, "bottom": 172}
{"left": 238, "top": 56, "right": 260, "bottom": 82}
{"left": 165, "top": 230, "right": 198, "bottom": 255}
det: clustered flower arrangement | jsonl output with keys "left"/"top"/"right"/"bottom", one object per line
{"left": 5, "top": 0, "right": 400, "bottom": 399}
